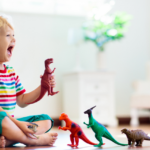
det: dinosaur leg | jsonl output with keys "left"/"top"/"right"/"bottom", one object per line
{"left": 67, "top": 134, "right": 74, "bottom": 147}
{"left": 67, "top": 134, "right": 79, "bottom": 147}
{"left": 135, "top": 140, "right": 139, "bottom": 146}
{"left": 128, "top": 139, "right": 131, "bottom": 145}
{"left": 94, "top": 135, "right": 104, "bottom": 147}
{"left": 68, "top": 133, "right": 79, "bottom": 148}
{"left": 50, "top": 87, "right": 59, "bottom": 95}
{"left": 135, "top": 140, "right": 142, "bottom": 146}
{"left": 74, "top": 135, "right": 79, "bottom": 148}
{"left": 131, "top": 140, "right": 135, "bottom": 147}
{"left": 48, "top": 86, "right": 52, "bottom": 95}
{"left": 138, "top": 138, "right": 144, "bottom": 146}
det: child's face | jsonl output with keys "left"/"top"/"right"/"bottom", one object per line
{"left": 0, "top": 25, "right": 16, "bottom": 63}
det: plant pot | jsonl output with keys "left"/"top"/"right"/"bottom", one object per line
{"left": 97, "top": 51, "right": 107, "bottom": 70}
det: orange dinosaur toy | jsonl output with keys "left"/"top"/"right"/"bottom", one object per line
{"left": 58, "top": 113, "right": 98, "bottom": 148}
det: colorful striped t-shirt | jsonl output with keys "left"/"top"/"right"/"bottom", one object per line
{"left": 0, "top": 65, "right": 26, "bottom": 117}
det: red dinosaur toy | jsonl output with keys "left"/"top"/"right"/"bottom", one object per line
{"left": 58, "top": 113, "right": 98, "bottom": 148}
{"left": 27, "top": 58, "right": 59, "bottom": 104}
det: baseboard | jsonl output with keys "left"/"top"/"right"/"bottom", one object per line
{"left": 53, "top": 117, "right": 150, "bottom": 126}
{"left": 117, "top": 116, "right": 150, "bottom": 125}
{"left": 53, "top": 118, "right": 61, "bottom": 126}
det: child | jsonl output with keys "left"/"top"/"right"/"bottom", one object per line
{"left": 0, "top": 15, "right": 58, "bottom": 147}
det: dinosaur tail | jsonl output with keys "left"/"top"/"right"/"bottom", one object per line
{"left": 144, "top": 136, "right": 150, "bottom": 140}
{"left": 79, "top": 131, "right": 97, "bottom": 145}
{"left": 104, "top": 131, "right": 128, "bottom": 146}
{"left": 26, "top": 88, "right": 47, "bottom": 104}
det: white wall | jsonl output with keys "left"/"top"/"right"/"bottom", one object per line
{"left": 107, "top": 0, "right": 150, "bottom": 116}
{"left": 1, "top": 0, "right": 150, "bottom": 118}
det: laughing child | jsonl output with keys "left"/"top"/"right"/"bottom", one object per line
{"left": 0, "top": 15, "right": 58, "bottom": 147}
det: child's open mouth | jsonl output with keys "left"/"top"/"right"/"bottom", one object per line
{"left": 7, "top": 46, "right": 13, "bottom": 56}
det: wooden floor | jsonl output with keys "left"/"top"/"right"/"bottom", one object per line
{"left": 2, "top": 125, "right": 150, "bottom": 150}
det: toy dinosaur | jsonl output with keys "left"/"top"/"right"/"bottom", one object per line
{"left": 58, "top": 113, "right": 99, "bottom": 148}
{"left": 28, "top": 122, "right": 38, "bottom": 132}
{"left": 27, "top": 58, "right": 59, "bottom": 104}
{"left": 28, "top": 122, "right": 39, "bottom": 139}
{"left": 83, "top": 106, "right": 128, "bottom": 147}
{"left": 121, "top": 128, "right": 150, "bottom": 147}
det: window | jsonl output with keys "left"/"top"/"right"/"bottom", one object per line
{"left": 0, "top": 0, "right": 115, "bottom": 16}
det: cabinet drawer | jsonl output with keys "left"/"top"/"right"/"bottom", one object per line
{"left": 83, "top": 104, "right": 109, "bottom": 120}
{"left": 93, "top": 108, "right": 109, "bottom": 118}
{"left": 84, "top": 95, "right": 109, "bottom": 107}
{"left": 84, "top": 82, "right": 109, "bottom": 94}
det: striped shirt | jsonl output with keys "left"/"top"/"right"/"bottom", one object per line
{"left": 0, "top": 65, "right": 26, "bottom": 117}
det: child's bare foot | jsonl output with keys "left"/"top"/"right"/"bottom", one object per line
{"left": 0, "top": 136, "right": 17, "bottom": 147}
{"left": 37, "top": 132, "right": 58, "bottom": 146}
{"left": 0, "top": 136, "right": 6, "bottom": 148}
{"left": 29, "top": 132, "right": 58, "bottom": 146}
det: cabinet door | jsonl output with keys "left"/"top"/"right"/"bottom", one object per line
{"left": 84, "top": 81, "right": 109, "bottom": 94}
{"left": 83, "top": 94, "right": 110, "bottom": 119}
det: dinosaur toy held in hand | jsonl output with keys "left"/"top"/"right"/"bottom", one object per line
{"left": 121, "top": 128, "right": 150, "bottom": 147}
{"left": 58, "top": 113, "right": 98, "bottom": 148}
{"left": 27, "top": 58, "right": 59, "bottom": 104}
{"left": 84, "top": 106, "right": 128, "bottom": 147}
{"left": 28, "top": 122, "right": 38, "bottom": 132}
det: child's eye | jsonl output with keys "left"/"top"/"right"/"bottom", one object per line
{"left": 6, "top": 34, "right": 10, "bottom": 37}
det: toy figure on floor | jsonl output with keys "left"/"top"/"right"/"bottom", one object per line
{"left": 27, "top": 58, "right": 59, "bottom": 104}
{"left": 83, "top": 106, "right": 128, "bottom": 147}
{"left": 121, "top": 128, "right": 150, "bottom": 147}
{"left": 58, "top": 113, "right": 99, "bottom": 148}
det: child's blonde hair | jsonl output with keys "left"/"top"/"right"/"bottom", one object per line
{"left": 0, "top": 16, "right": 13, "bottom": 30}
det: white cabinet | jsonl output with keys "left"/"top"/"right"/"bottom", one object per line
{"left": 62, "top": 71, "right": 118, "bottom": 127}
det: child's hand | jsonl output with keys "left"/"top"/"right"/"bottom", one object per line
{"left": 40, "top": 75, "right": 56, "bottom": 88}
{"left": 17, "top": 121, "right": 37, "bottom": 139}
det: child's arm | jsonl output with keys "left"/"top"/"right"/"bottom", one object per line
{"left": 17, "top": 85, "right": 41, "bottom": 107}
{"left": 17, "top": 75, "right": 56, "bottom": 107}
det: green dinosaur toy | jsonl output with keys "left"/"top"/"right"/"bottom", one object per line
{"left": 83, "top": 106, "right": 128, "bottom": 147}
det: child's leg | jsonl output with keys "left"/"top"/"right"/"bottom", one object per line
{"left": 17, "top": 114, "right": 54, "bottom": 134}
{"left": 33, "top": 120, "right": 52, "bottom": 134}
{"left": 1, "top": 116, "right": 58, "bottom": 147}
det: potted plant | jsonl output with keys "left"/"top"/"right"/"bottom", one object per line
{"left": 82, "top": 12, "right": 131, "bottom": 70}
